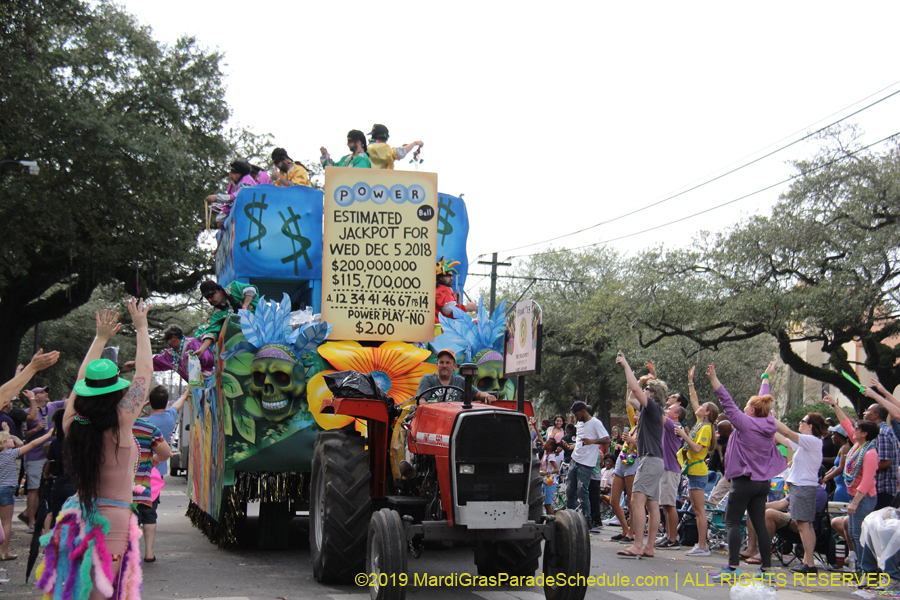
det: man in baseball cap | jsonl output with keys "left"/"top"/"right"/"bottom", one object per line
{"left": 415, "top": 349, "right": 496, "bottom": 405}
{"left": 566, "top": 400, "right": 610, "bottom": 525}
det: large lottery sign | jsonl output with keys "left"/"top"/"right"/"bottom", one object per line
{"left": 322, "top": 167, "right": 438, "bottom": 341}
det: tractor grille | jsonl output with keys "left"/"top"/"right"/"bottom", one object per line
{"left": 453, "top": 412, "right": 531, "bottom": 504}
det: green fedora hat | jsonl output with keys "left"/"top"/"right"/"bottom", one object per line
{"left": 73, "top": 359, "right": 131, "bottom": 397}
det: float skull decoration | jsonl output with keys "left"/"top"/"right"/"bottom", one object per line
{"left": 434, "top": 298, "right": 512, "bottom": 398}
{"left": 225, "top": 293, "right": 331, "bottom": 423}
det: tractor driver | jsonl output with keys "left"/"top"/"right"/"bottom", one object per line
{"left": 395, "top": 349, "right": 497, "bottom": 480}
{"left": 416, "top": 349, "right": 496, "bottom": 406}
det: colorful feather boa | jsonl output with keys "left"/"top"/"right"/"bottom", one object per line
{"left": 35, "top": 498, "right": 143, "bottom": 599}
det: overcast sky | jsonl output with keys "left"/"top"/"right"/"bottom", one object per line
{"left": 118, "top": 0, "right": 900, "bottom": 297}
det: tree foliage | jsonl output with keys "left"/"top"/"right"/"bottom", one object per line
{"left": 0, "top": 0, "right": 240, "bottom": 379}
{"left": 629, "top": 128, "right": 900, "bottom": 416}
{"left": 498, "top": 247, "right": 775, "bottom": 425}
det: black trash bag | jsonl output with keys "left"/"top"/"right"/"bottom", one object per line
{"left": 324, "top": 371, "right": 389, "bottom": 401}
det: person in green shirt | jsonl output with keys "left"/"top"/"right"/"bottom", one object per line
{"left": 193, "top": 280, "right": 259, "bottom": 357}
{"left": 319, "top": 130, "right": 371, "bottom": 169}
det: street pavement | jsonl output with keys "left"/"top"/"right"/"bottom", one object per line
{"left": 0, "top": 476, "right": 880, "bottom": 599}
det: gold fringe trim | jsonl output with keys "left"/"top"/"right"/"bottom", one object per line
{"left": 186, "top": 472, "right": 309, "bottom": 549}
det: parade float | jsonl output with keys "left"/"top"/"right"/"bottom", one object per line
{"left": 185, "top": 169, "right": 516, "bottom": 549}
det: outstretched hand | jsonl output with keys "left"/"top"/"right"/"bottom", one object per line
{"left": 615, "top": 350, "right": 629, "bottom": 367}
{"left": 764, "top": 362, "right": 776, "bottom": 378}
{"left": 127, "top": 297, "right": 150, "bottom": 330}
{"left": 645, "top": 361, "right": 657, "bottom": 378}
{"left": 705, "top": 363, "right": 717, "bottom": 380}
{"left": 95, "top": 309, "right": 121, "bottom": 340}
{"left": 688, "top": 366, "right": 695, "bottom": 383}
{"left": 822, "top": 392, "right": 836, "bottom": 406}
{"left": 864, "top": 387, "right": 882, "bottom": 401}
{"left": 29, "top": 349, "right": 60, "bottom": 372}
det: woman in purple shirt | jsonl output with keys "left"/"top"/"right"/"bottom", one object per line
{"left": 708, "top": 362, "right": 787, "bottom": 581}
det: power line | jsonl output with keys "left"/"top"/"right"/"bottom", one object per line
{"left": 492, "top": 81, "right": 900, "bottom": 256}
{"left": 510, "top": 129, "right": 900, "bottom": 260}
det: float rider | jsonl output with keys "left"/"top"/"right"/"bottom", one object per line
{"left": 270, "top": 147, "right": 311, "bottom": 187}
{"left": 435, "top": 257, "right": 476, "bottom": 336}
{"left": 320, "top": 130, "right": 372, "bottom": 169}
{"left": 366, "top": 124, "right": 423, "bottom": 170}
{"left": 192, "top": 280, "right": 260, "bottom": 357}
{"left": 122, "top": 324, "right": 214, "bottom": 383}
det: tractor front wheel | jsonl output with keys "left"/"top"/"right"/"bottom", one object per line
{"left": 366, "top": 509, "right": 408, "bottom": 600}
{"left": 543, "top": 509, "right": 590, "bottom": 600}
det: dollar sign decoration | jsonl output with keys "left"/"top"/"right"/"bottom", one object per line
{"left": 437, "top": 197, "right": 455, "bottom": 245}
{"left": 279, "top": 207, "right": 313, "bottom": 275}
{"left": 239, "top": 192, "right": 269, "bottom": 251}
{"left": 355, "top": 321, "right": 364, "bottom": 334}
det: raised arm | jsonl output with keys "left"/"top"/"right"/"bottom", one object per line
{"left": 65, "top": 310, "right": 122, "bottom": 427}
{"left": 171, "top": 389, "right": 190, "bottom": 413}
{"left": 17, "top": 429, "right": 54, "bottom": 456}
{"left": 774, "top": 418, "right": 799, "bottom": 444}
{"left": 616, "top": 351, "right": 648, "bottom": 407}
{"left": 117, "top": 298, "right": 153, "bottom": 427}
{"left": 0, "top": 350, "right": 60, "bottom": 410}
{"left": 687, "top": 366, "right": 701, "bottom": 415}
{"left": 864, "top": 386, "right": 900, "bottom": 420}
{"left": 871, "top": 377, "right": 900, "bottom": 413}
{"left": 759, "top": 361, "right": 775, "bottom": 396}
{"left": 706, "top": 362, "right": 722, "bottom": 392}
{"left": 822, "top": 392, "right": 855, "bottom": 437}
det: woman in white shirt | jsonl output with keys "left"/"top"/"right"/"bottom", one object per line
{"left": 773, "top": 413, "right": 827, "bottom": 574}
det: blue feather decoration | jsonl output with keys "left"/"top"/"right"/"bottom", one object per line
{"left": 435, "top": 298, "right": 508, "bottom": 363}
{"left": 237, "top": 294, "right": 330, "bottom": 358}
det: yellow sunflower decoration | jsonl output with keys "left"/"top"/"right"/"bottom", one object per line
{"left": 307, "top": 341, "right": 437, "bottom": 431}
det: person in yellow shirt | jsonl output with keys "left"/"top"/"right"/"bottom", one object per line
{"left": 270, "top": 147, "right": 311, "bottom": 187}
{"left": 367, "top": 124, "right": 423, "bottom": 169}
{"left": 675, "top": 367, "right": 720, "bottom": 557}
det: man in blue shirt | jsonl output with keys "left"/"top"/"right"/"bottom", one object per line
{"left": 144, "top": 385, "right": 188, "bottom": 476}
{"left": 138, "top": 385, "right": 188, "bottom": 562}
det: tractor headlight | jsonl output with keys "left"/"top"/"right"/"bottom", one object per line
{"left": 459, "top": 464, "right": 475, "bottom": 474}
{"left": 508, "top": 463, "right": 524, "bottom": 474}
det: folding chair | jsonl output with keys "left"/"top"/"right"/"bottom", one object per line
{"left": 704, "top": 493, "right": 747, "bottom": 551}
{"left": 771, "top": 509, "right": 836, "bottom": 568}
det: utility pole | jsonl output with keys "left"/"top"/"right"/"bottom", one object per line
{"left": 478, "top": 253, "right": 512, "bottom": 314}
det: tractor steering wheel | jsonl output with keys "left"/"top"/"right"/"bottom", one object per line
{"left": 414, "top": 385, "right": 467, "bottom": 405}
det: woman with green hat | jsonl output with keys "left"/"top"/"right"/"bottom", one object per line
{"left": 36, "top": 298, "right": 152, "bottom": 599}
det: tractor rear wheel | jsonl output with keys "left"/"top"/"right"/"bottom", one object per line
{"left": 310, "top": 430, "right": 372, "bottom": 583}
{"left": 474, "top": 457, "right": 543, "bottom": 577}
{"left": 366, "top": 509, "right": 408, "bottom": 600}
{"left": 543, "top": 509, "right": 590, "bottom": 600}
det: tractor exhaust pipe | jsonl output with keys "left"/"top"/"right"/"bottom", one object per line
{"left": 459, "top": 362, "right": 478, "bottom": 409}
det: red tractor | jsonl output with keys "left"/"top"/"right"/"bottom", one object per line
{"left": 309, "top": 364, "right": 591, "bottom": 600}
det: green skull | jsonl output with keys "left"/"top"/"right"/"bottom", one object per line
{"left": 475, "top": 351, "right": 508, "bottom": 398}
{"left": 246, "top": 354, "right": 308, "bottom": 422}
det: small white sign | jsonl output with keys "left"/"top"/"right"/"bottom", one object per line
{"left": 503, "top": 300, "right": 542, "bottom": 377}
